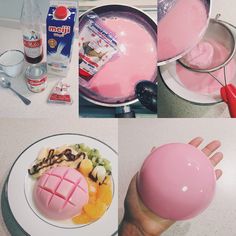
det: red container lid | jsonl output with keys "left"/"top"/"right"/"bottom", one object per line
{"left": 55, "top": 6, "right": 68, "bottom": 19}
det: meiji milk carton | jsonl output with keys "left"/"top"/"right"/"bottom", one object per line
{"left": 46, "top": 1, "right": 77, "bottom": 76}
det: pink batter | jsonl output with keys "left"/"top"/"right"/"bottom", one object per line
{"left": 158, "top": 0, "right": 208, "bottom": 62}
{"left": 81, "top": 15, "right": 157, "bottom": 101}
{"left": 182, "top": 41, "right": 214, "bottom": 69}
{"left": 177, "top": 40, "right": 236, "bottom": 94}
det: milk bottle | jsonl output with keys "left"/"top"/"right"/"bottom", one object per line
{"left": 46, "top": 1, "right": 77, "bottom": 76}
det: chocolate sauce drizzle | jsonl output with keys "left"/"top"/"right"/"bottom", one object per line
{"left": 28, "top": 148, "right": 86, "bottom": 175}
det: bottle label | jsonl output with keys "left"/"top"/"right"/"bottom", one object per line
{"left": 23, "top": 31, "right": 42, "bottom": 58}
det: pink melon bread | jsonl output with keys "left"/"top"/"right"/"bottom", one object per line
{"left": 34, "top": 166, "right": 89, "bottom": 220}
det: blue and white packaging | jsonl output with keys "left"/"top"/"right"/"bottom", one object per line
{"left": 46, "top": 1, "right": 77, "bottom": 77}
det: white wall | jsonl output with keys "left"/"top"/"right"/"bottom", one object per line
{"left": 0, "top": 0, "right": 50, "bottom": 20}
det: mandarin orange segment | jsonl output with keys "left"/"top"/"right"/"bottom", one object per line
{"left": 72, "top": 212, "right": 92, "bottom": 224}
{"left": 89, "top": 194, "right": 97, "bottom": 204}
{"left": 86, "top": 177, "right": 99, "bottom": 196}
{"left": 104, "top": 176, "right": 112, "bottom": 186}
{"left": 84, "top": 201, "right": 107, "bottom": 220}
{"left": 97, "top": 184, "right": 113, "bottom": 206}
{"left": 79, "top": 159, "right": 93, "bottom": 176}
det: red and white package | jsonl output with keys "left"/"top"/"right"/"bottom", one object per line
{"left": 79, "top": 12, "right": 119, "bottom": 80}
{"left": 48, "top": 80, "right": 72, "bottom": 104}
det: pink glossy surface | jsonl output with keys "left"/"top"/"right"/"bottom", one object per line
{"left": 137, "top": 143, "right": 216, "bottom": 220}
{"left": 82, "top": 15, "right": 157, "bottom": 100}
{"left": 158, "top": 0, "right": 208, "bottom": 62}
{"left": 182, "top": 41, "right": 214, "bottom": 69}
{"left": 34, "top": 167, "right": 89, "bottom": 220}
{"left": 177, "top": 40, "right": 236, "bottom": 94}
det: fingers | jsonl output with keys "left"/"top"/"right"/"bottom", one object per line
{"left": 189, "top": 138, "right": 222, "bottom": 159}
{"left": 215, "top": 169, "right": 223, "bottom": 180}
{"left": 202, "top": 140, "right": 221, "bottom": 156}
{"left": 189, "top": 137, "right": 203, "bottom": 147}
{"left": 210, "top": 152, "right": 223, "bottom": 181}
{"left": 125, "top": 174, "right": 138, "bottom": 200}
{"left": 189, "top": 138, "right": 221, "bottom": 157}
{"left": 189, "top": 138, "right": 223, "bottom": 179}
{"left": 210, "top": 152, "right": 223, "bottom": 167}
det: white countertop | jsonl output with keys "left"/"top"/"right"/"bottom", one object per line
{"left": 0, "top": 118, "right": 118, "bottom": 236}
{"left": 118, "top": 119, "right": 236, "bottom": 236}
{"left": 0, "top": 24, "right": 78, "bottom": 119}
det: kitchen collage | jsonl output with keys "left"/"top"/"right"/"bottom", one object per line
{"left": 1, "top": 0, "right": 236, "bottom": 236}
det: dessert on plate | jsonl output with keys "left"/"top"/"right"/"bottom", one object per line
{"left": 28, "top": 144, "right": 113, "bottom": 225}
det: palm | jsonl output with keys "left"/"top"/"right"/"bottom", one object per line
{"left": 122, "top": 137, "right": 223, "bottom": 236}
{"left": 124, "top": 174, "right": 174, "bottom": 236}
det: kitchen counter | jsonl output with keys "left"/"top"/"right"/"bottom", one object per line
{"left": 119, "top": 119, "right": 236, "bottom": 236}
{"left": 0, "top": 22, "right": 78, "bottom": 119}
{"left": 0, "top": 118, "right": 118, "bottom": 236}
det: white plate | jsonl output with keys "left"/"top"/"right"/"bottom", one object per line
{"left": 7, "top": 133, "right": 118, "bottom": 236}
{"left": 159, "top": 62, "right": 222, "bottom": 105}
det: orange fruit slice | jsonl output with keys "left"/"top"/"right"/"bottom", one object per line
{"left": 97, "top": 184, "right": 113, "bottom": 206}
{"left": 84, "top": 201, "right": 107, "bottom": 220}
{"left": 72, "top": 212, "right": 92, "bottom": 224}
{"left": 103, "top": 176, "right": 112, "bottom": 186}
{"left": 79, "top": 159, "right": 93, "bottom": 176}
{"left": 89, "top": 194, "right": 97, "bottom": 204}
{"left": 86, "top": 177, "right": 98, "bottom": 196}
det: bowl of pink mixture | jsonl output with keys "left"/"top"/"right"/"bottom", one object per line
{"left": 158, "top": 0, "right": 211, "bottom": 65}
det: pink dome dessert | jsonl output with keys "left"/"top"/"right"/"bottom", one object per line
{"left": 137, "top": 143, "right": 216, "bottom": 220}
{"left": 34, "top": 166, "right": 89, "bottom": 220}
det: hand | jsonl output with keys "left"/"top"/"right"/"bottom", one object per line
{"left": 119, "top": 137, "right": 223, "bottom": 236}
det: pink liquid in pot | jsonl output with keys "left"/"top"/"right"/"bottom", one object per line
{"left": 82, "top": 16, "right": 157, "bottom": 101}
{"left": 158, "top": 0, "right": 208, "bottom": 62}
{"left": 177, "top": 40, "right": 236, "bottom": 94}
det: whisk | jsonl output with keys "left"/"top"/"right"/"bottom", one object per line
{"left": 179, "top": 15, "right": 236, "bottom": 117}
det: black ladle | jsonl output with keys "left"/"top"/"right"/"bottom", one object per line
{"left": 135, "top": 81, "right": 158, "bottom": 113}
